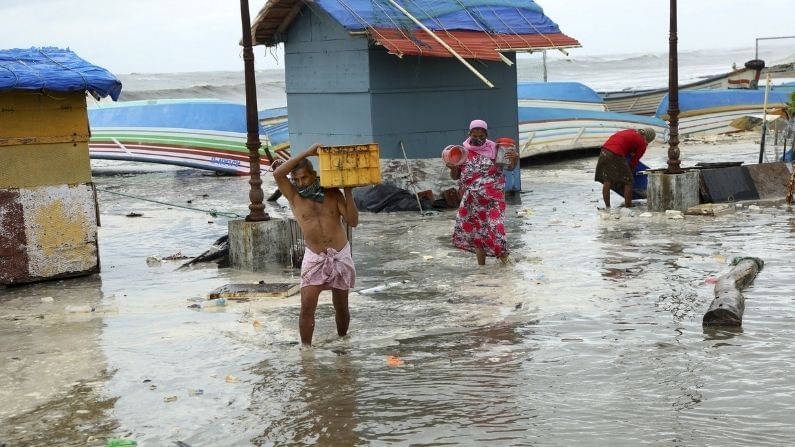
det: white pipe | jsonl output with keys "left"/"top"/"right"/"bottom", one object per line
{"left": 384, "top": 0, "right": 494, "bottom": 88}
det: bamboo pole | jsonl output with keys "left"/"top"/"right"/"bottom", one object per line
{"left": 384, "top": 0, "right": 494, "bottom": 88}
{"left": 703, "top": 257, "right": 764, "bottom": 326}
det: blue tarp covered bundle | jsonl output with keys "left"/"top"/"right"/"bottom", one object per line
{"left": 315, "top": 0, "right": 562, "bottom": 34}
{"left": 0, "top": 47, "right": 122, "bottom": 100}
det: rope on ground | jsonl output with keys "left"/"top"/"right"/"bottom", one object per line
{"left": 96, "top": 187, "right": 243, "bottom": 219}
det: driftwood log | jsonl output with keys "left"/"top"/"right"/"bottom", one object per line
{"left": 703, "top": 257, "right": 764, "bottom": 326}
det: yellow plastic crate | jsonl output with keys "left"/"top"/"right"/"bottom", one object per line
{"left": 318, "top": 144, "right": 381, "bottom": 188}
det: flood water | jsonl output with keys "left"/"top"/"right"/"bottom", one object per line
{"left": 2, "top": 140, "right": 794, "bottom": 446}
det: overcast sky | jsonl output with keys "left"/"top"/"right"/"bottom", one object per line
{"left": 1, "top": 0, "right": 792, "bottom": 74}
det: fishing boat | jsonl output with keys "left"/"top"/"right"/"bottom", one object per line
{"left": 655, "top": 89, "right": 791, "bottom": 139}
{"left": 600, "top": 60, "right": 766, "bottom": 115}
{"left": 517, "top": 82, "right": 667, "bottom": 158}
{"left": 88, "top": 99, "right": 289, "bottom": 175}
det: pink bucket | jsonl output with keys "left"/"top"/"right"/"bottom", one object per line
{"left": 442, "top": 145, "right": 467, "bottom": 165}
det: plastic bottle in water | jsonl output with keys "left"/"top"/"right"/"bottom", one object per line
{"left": 203, "top": 298, "right": 226, "bottom": 308}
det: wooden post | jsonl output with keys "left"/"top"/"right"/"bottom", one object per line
{"left": 703, "top": 258, "right": 764, "bottom": 326}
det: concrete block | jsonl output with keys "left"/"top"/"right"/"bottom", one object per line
{"left": 745, "top": 162, "right": 791, "bottom": 199}
{"left": 228, "top": 218, "right": 292, "bottom": 271}
{"left": 646, "top": 171, "right": 700, "bottom": 212}
{"left": 0, "top": 184, "right": 98, "bottom": 285}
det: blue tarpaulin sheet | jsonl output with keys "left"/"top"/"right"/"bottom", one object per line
{"left": 0, "top": 47, "right": 122, "bottom": 100}
{"left": 314, "top": 0, "right": 561, "bottom": 34}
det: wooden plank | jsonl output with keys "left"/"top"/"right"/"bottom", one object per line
{"left": 209, "top": 283, "right": 300, "bottom": 300}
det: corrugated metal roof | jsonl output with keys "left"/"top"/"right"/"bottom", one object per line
{"left": 251, "top": 0, "right": 581, "bottom": 59}
{"left": 369, "top": 28, "right": 579, "bottom": 60}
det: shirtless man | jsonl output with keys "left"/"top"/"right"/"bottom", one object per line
{"left": 273, "top": 144, "right": 359, "bottom": 346}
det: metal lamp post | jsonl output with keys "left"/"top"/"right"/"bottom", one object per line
{"left": 666, "top": 0, "right": 683, "bottom": 174}
{"left": 240, "top": 0, "right": 272, "bottom": 221}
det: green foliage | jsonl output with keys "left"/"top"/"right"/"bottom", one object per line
{"left": 790, "top": 91, "right": 795, "bottom": 116}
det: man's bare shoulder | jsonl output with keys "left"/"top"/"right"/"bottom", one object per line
{"left": 323, "top": 188, "right": 344, "bottom": 200}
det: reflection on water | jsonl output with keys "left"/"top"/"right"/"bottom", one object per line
{"left": 3, "top": 143, "right": 795, "bottom": 445}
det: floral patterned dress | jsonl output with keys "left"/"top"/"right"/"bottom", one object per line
{"left": 452, "top": 150, "right": 508, "bottom": 258}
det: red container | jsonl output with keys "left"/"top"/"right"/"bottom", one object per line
{"left": 442, "top": 145, "right": 467, "bottom": 165}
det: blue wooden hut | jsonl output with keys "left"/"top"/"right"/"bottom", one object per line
{"left": 250, "top": 0, "right": 579, "bottom": 191}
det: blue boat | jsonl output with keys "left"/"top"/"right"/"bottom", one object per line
{"left": 655, "top": 89, "right": 791, "bottom": 139}
{"left": 88, "top": 99, "right": 290, "bottom": 175}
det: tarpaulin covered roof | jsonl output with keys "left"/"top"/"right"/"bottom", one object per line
{"left": 0, "top": 47, "right": 122, "bottom": 100}
{"left": 252, "top": 0, "right": 579, "bottom": 60}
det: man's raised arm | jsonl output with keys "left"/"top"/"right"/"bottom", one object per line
{"left": 273, "top": 143, "right": 320, "bottom": 202}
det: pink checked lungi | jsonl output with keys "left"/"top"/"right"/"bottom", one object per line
{"left": 300, "top": 243, "right": 356, "bottom": 290}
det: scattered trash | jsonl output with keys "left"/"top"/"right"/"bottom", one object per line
{"left": 639, "top": 212, "right": 653, "bottom": 218}
{"left": 386, "top": 355, "right": 404, "bottom": 367}
{"left": 87, "top": 436, "right": 97, "bottom": 443}
{"left": 164, "top": 395, "right": 178, "bottom": 403}
{"left": 665, "top": 210, "right": 684, "bottom": 219}
{"left": 187, "top": 388, "right": 204, "bottom": 396}
{"left": 225, "top": 374, "right": 237, "bottom": 383}
{"left": 187, "top": 304, "right": 201, "bottom": 310}
{"left": 163, "top": 251, "right": 190, "bottom": 261}
{"left": 748, "top": 205, "right": 762, "bottom": 212}
{"left": 125, "top": 212, "right": 143, "bottom": 218}
{"left": 40, "top": 296, "right": 54, "bottom": 303}
{"left": 422, "top": 255, "right": 434, "bottom": 261}
{"left": 252, "top": 320, "right": 262, "bottom": 330}
{"left": 203, "top": 298, "right": 226, "bottom": 308}
{"left": 360, "top": 280, "right": 409, "bottom": 295}
{"left": 516, "top": 208, "right": 535, "bottom": 217}
{"left": 65, "top": 305, "right": 95, "bottom": 313}
{"left": 146, "top": 255, "right": 163, "bottom": 266}
{"left": 705, "top": 276, "right": 718, "bottom": 285}
{"left": 107, "top": 438, "right": 138, "bottom": 446}
{"left": 548, "top": 218, "right": 562, "bottom": 225}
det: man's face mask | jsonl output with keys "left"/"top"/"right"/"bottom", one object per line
{"left": 294, "top": 177, "right": 325, "bottom": 203}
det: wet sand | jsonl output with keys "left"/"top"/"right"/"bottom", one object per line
{"left": 2, "top": 138, "right": 794, "bottom": 446}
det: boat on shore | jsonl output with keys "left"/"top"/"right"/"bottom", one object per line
{"left": 88, "top": 99, "right": 289, "bottom": 175}
{"left": 655, "top": 89, "right": 791, "bottom": 139}
{"left": 600, "top": 60, "right": 767, "bottom": 115}
{"left": 517, "top": 82, "right": 667, "bottom": 158}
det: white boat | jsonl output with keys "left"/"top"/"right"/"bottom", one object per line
{"left": 600, "top": 60, "right": 766, "bottom": 115}
{"left": 517, "top": 82, "right": 668, "bottom": 158}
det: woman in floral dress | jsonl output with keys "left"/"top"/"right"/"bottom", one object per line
{"left": 448, "top": 119, "right": 518, "bottom": 265}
